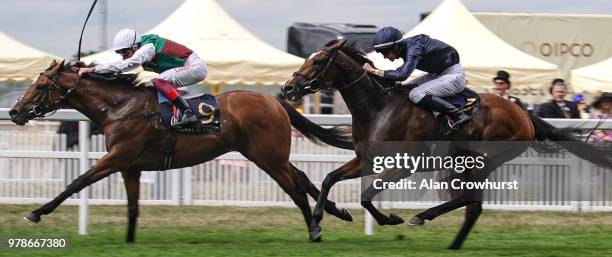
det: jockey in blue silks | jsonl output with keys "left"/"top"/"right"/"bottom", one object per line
{"left": 363, "top": 27, "right": 471, "bottom": 129}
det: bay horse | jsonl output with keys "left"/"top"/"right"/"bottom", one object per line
{"left": 9, "top": 60, "right": 354, "bottom": 242}
{"left": 281, "top": 40, "right": 612, "bottom": 249}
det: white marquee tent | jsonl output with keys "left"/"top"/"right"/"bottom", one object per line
{"left": 83, "top": 0, "right": 303, "bottom": 86}
{"left": 369, "top": 0, "right": 560, "bottom": 99}
{"left": 571, "top": 57, "right": 612, "bottom": 93}
{"left": 0, "top": 31, "right": 58, "bottom": 82}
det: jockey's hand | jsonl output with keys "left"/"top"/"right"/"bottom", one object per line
{"left": 71, "top": 61, "right": 87, "bottom": 68}
{"left": 363, "top": 63, "right": 375, "bottom": 73}
{"left": 363, "top": 63, "right": 384, "bottom": 77}
{"left": 78, "top": 67, "right": 95, "bottom": 76}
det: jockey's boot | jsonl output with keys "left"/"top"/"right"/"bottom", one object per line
{"left": 171, "top": 95, "right": 198, "bottom": 128}
{"left": 419, "top": 95, "right": 472, "bottom": 129}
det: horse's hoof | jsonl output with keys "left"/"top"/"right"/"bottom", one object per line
{"left": 309, "top": 226, "right": 322, "bottom": 243}
{"left": 408, "top": 216, "right": 425, "bottom": 226}
{"left": 338, "top": 208, "right": 353, "bottom": 222}
{"left": 23, "top": 213, "right": 41, "bottom": 223}
{"left": 448, "top": 245, "right": 461, "bottom": 250}
{"left": 387, "top": 214, "right": 405, "bottom": 225}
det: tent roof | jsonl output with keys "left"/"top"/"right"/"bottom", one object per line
{"left": 571, "top": 57, "right": 612, "bottom": 93}
{"left": 370, "top": 0, "right": 559, "bottom": 90}
{"left": 84, "top": 0, "right": 303, "bottom": 86}
{"left": 0, "top": 31, "right": 58, "bottom": 82}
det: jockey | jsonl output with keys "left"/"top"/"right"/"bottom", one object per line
{"left": 363, "top": 27, "right": 471, "bottom": 129}
{"left": 78, "top": 28, "right": 207, "bottom": 127}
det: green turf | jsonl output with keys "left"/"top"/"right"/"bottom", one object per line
{"left": 1, "top": 204, "right": 611, "bottom": 257}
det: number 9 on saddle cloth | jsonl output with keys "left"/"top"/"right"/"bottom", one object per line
{"left": 159, "top": 92, "right": 221, "bottom": 134}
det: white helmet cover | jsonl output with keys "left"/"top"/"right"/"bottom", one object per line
{"left": 111, "top": 28, "right": 141, "bottom": 51}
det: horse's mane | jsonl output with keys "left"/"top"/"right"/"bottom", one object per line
{"left": 322, "top": 39, "right": 372, "bottom": 67}
{"left": 61, "top": 63, "right": 145, "bottom": 88}
{"left": 324, "top": 39, "right": 396, "bottom": 89}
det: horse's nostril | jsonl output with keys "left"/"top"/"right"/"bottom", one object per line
{"left": 8, "top": 109, "right": 17, "bottom": 118}
{"left": 283, "top": 85, "right": 294, "bottom": 93}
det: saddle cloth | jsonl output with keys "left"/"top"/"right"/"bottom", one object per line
{"left": 159, "top": 93, "right": 221, "bottom": 134}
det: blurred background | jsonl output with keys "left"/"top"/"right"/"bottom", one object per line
{"left": 0, "top": 0, "right": 610, "bottom": 114}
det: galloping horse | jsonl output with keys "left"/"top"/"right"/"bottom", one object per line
{"left": 9, "top": 60, "right": 354, "bottom": 242}
{"left": 282, "top": 40, "right": 612, "bottom": 249}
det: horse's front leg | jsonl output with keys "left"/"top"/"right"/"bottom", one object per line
{"left": 310, "top": 158, "right": 361, "bottom": 241}
{"left": 24, "top": 149, "right": 135, "bottom": 223}
{"left": 360, "top": 168, "right": 413, "bottom": 226}
{"left": 121, "top": 170, "right": 141, "bottom": 243}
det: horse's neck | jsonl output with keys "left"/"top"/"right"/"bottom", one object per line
{"left": 65, "top": 78, "right": 146, "bottom": 127}
{"left": 337, "top": 73, "right": 385, "bottom": 129}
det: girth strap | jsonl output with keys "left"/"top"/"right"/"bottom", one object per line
{"left": 162, "top": 132, "right": 177, "bottom": 170}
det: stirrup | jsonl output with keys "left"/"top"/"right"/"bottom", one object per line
{"left": 171, "top": 111, "right": 197, "bottom": 127}
{"left": 448, "top": 115, "right": 472, "bottom": 130}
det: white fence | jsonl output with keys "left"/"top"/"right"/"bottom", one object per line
{"left": 0, "top": 109, "right": 611, "bottom": 217}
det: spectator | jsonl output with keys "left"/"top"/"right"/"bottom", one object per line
{"left": 572, "top": 94, "right": 592, "bottom": 119}
{"left": 320, "top": 89, "right": 335, "bottom": 114}
{"left": 591, "top": 92, "right": 612, "bottom": 119}
{"left": 535, "top": 79, "right": 579, "bottom": 119}
{"left": 492, "top": 70, "right": 525, "bottom": 110}
{"left": 589, "top": 92, "right": 612, "bottom": 142}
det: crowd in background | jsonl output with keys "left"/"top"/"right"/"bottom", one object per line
{"left": 492, "top": 70, "right": 611, "bottom": 142}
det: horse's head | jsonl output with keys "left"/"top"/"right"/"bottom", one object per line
{"left": 282, "top": 40, "right": 354, "bottom": 101}
{"left": 9, "top": 60, "right": 77, "bottom": 125}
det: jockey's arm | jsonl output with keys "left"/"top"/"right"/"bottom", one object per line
{"left": 378, "top": 36, "right": 426, "bottom": 81}
{"left": 383, "top": 54, "right": 420, "bottom": 81}
{"left": 94, "top": 43, "right": 156, "bottom": 74}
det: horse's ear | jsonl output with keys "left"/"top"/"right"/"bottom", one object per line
{"left": 51, "top": 60, "right": 65, "bottom": 73}
{"left": 329, "top": 39, "right": 346, "bottom": 51}
{"left": 47, "top": 60, "right": 58, "bottom": 70}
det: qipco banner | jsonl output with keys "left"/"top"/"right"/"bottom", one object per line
{"left": 359, "top": 141, "right": 611, "bottom": 203}
{"left": 474, "top": 12, "right": 612, "bottom": 84}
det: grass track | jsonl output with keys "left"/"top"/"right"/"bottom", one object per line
{"left": 1, "top": 204, "right": 611, "bottom": 256}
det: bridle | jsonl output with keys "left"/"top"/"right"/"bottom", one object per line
{"left": 288, "top": 48, "right": 386, "bottom": 96}
{"left": 21, "top": 71, "right": 78, "bottom": 118}
{"left": 291, "top": 50, "right": 338, "bottom": 95}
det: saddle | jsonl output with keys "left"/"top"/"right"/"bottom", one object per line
{"left": 435, "top": 87, "right": 481, "bottom": 137}
{"left": 159, "top": 93, "right": 221, "bottom": 134}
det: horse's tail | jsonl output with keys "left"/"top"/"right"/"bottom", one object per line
{"left": 529, "top": 113, "right": 612, "bottom": 167}
{"left": 277, "top": 99, "right": 354, "bottom": 150}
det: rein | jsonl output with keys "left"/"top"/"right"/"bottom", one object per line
{"left": 335, "top": 56, "right": 390, "bottom": 96}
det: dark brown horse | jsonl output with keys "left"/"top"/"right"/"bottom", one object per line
{"left": 9, "top": 60, "right": 354, "bottom": 242}
{"left": 282, "top": 40, "right": 612, "bottom": 249}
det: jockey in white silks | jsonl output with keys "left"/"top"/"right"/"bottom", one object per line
{"left": 79, "top": 28, "right": 208, "bottom": 127}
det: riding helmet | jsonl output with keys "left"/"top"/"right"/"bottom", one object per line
{"left": 112, "top": 28, "right": 141, "bottom": 51}
{"left": 372, "top": 27, "right": 403, "bottom": 52}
